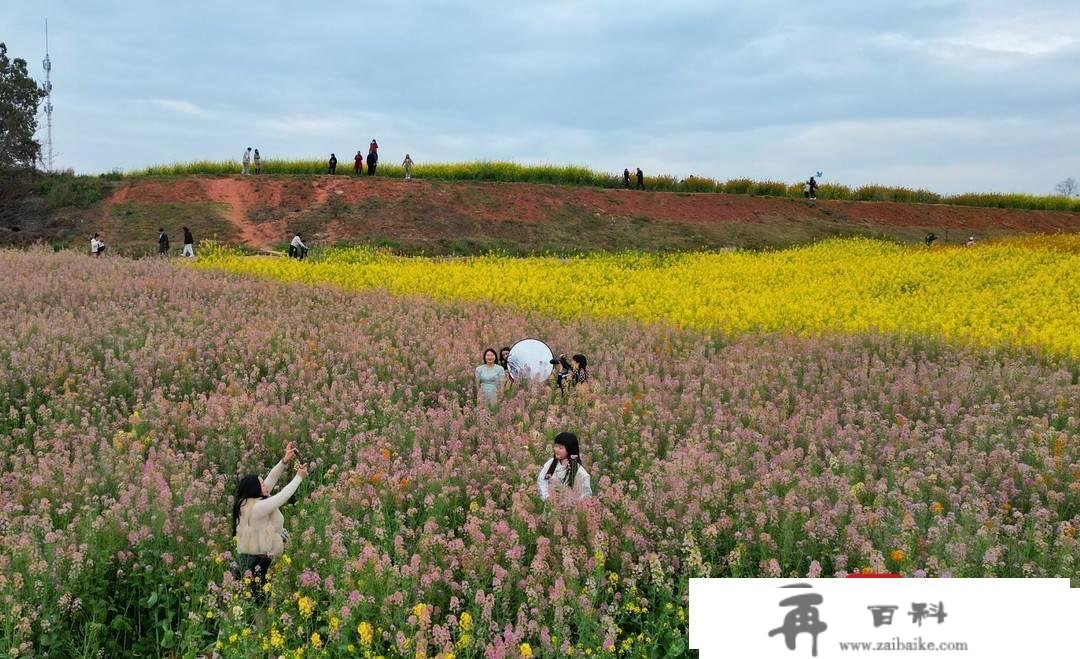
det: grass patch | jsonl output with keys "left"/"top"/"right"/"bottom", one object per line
{"left": 103, "top": 202, "right": 235, "bottom": 256}
{"left": 39, "top": 175, "right": 108, "bottom": 210}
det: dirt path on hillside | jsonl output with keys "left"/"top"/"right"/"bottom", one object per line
{"left": 203, "top": 178, "right": 282, "bottom": 248}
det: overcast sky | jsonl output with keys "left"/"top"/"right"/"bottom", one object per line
{"left": 3, "top": 0, "right": 1079, "bottom": 194}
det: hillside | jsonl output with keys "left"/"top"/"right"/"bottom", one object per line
{"left": 3, "top": 174, "right": 1078, "bottom": 255}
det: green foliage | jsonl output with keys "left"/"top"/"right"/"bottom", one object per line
{"left": 39, "top": 174, "right": 104, "bottom": 209}
{"left": 0, "top": 43, "right": 47, "bottom": 170}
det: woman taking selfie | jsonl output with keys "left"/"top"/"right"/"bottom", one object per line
{"left": 232, "top": 441, "right": 307, "bottom": 601}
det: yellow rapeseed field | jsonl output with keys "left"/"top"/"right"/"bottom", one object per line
{"left": 193, "top": 236, "right": 1080, "bottom": 355}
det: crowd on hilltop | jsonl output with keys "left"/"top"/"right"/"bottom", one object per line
{"left": 241, "top": 140, "right": 414, "bottom": 180}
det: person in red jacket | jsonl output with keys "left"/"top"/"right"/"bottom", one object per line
{"left": 354, "top": 150, "right": 363, "bottom": 175}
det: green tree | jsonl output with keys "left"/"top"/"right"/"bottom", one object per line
{"left": 0, "top": 42, "right": 47, "bottom": 170}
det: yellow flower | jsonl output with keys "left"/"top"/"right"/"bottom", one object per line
{"left": 930, "top": 501, "right": 944, "bottom": 515}
{"left": 459, "top": 612, "right": 472, "bottom": 631}
{"left": 205, "top": 610, "right": 214, "bottom": 619}
{"left": 282, "top": 553, "right": 293, "bottom": 565}
{"left": 358, "top": 621, "right": 374, "bottom": 647}
{"left": 456, "top": 634, "right": 472, "bottom": 650}
{"left": 310, "top": 632, "right": 322, "bottom": 649}
{"left": 412, "top": 602, "right": 428, "bottom": 618}
{"left": 519, "top": 642, "right": 534, "bottom": 658}
{"left": 607, "top": 572, "right": 619, "bottom": 585}
{"left": 229, "top": 634, "right": 238, "bottom": 643}
{"left": 193, "top": 236, "right": 1080, "bottom": 357}
{"left": 297, "top": 595, "right": 315, "bottom": 618}
{"left": 270, "top": 628, "right": 285, "bottom": 649}
{"left": 469, "top": 501, "right": 480, "bottom": 513}
{"left": 329, "top": 616, "right": 341, "bottom": 632}
{"left": 891, "top": 549, "right": 907, "bottom": 562}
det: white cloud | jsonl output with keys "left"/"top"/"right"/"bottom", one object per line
{"left": 143, "top": 98, "right": 213, "bottom": 118}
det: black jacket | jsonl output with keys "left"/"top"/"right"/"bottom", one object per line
{"left": 158, "top": 232, "right": 169, "bottom": 248}
{"left": 183, "top": 228, "right": 194, "bottom": 245}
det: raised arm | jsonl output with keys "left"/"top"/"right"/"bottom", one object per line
{"left": 263, "top": 460, "right": 286, "bottom": 491}
{"left": 250, "top": 473, "right": 303, "bottom": 518}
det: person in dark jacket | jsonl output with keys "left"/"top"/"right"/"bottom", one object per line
{"left": 635, "top": 168, "right": 645, "bottom": 190}
{"left": 182, "top": 226, "right": 195, "bottom": 257}
{"left": 366, "top": 139, "right": 379, "bottom": 177}
{"left": 328, "top": 153, "right": 338, "bottom": 175}
{"left": 623, "top": 168, "right": 631, "bottom": 188}
{"left": 158, "top": 228, "right": 170, "bottom": 256}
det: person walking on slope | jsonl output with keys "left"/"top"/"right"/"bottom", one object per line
{"left": 253, "top": 149, "right": 262, "bottom": 174}
{"left": 242, "top": 147, "right": 252, "bottom": 175}
{"left": 354, "top": 150, "right": 364, "bottom": 175}
{"left": 182, "top": 226, "right": 195, "bottom": 258}
{"left": 328, "top": 153, "right": 338, "bottom": 175}
{"left": 367, "top": 139, "right": 379, "bottom": 176}
{"left": 402, "top": 154, "right": 414, "bottom": 180}
{"left": 158, "top": 228, "right": 170, "bottom": 256}
{"left": 636, "top": 168, "right": 645, "bottom": 190}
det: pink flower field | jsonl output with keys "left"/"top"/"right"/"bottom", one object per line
{"left": 0, "top": 250, "right": 1077, "bottom": 657}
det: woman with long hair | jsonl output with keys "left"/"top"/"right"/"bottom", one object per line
{"left": 475, "top": 347, "right": 508, "bottom": 407}
{"left": 537, "top": 432, "right": 592, "bottom": 502}
{"left": 570, "top": 353, "right": 590, "bottom": 391}
{"left": 232, "top": 441, "right": 307, "bottom": 601}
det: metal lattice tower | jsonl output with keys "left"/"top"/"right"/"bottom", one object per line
{"left": 42, "top": 19, "right": 54, "bottom": 172}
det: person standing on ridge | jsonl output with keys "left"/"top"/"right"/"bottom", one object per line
{"left": 328, "top": 153, "right": 338, "bottom": 175}
{"left": 808, "top": 176, "right": 818, "bottom": 200}
{"left": 623, "top": 168, "right": 631, "bottom": 188}
{"left": 253, "top": 148, "right": 262, "bottom": 174}
{"left": 367, "top": 139, "right": 379, "bottom": 176}
{"left": 636, "top": 167, "right": 645, "bottom": 190}
{"left": 158, "top": 228, "right": 170, "bottom": 256}
{"left": 402, "top": 153, "right": 414, "bottom": 180}
{"left": 182, "top": 226, "right": 195, "bottom": 258}
{"left": 354, "top": 150, "right": 364, "bottom": 175}
{"left": 242, "top": 147, "right": 252, "bottom": 175}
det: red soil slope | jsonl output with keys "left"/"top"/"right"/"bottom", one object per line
{"left": 101, "top": 176, "right": 1078, "bottom": 250}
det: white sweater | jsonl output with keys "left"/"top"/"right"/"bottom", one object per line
{"left": 537, "top": 458, "right": 592, "bottom": 501}
{"left": 235, "top": 461, "right": 303, "bottom": 557}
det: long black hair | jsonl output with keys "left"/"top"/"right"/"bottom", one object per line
{"left": 544, "top": 432, "right": 582, "bottom": 487}
{"left": 571, "top": 354, "right": 588, "bottom": 384}
{"left": 232, "top": 474, "right": 264, "bottom": 536}
{"left": 482, "top": 347, "right": 498, "bottom": 364}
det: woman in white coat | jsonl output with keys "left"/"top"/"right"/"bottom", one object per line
{"left": 232, "top": 441, "right": 307, "bottom": 601}
{"left": 537, "top": 432, "right": 592, "bottom": 502}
